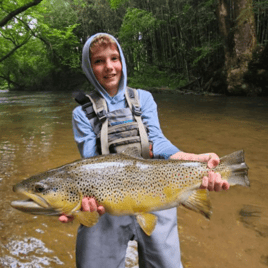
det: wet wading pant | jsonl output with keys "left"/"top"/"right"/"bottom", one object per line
{"left": 76, "top": 207, "right": 183, "bottom": 268}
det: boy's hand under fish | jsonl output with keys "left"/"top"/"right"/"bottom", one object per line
{"left": 59, "top": 152, "right": 230, "bottom": 223}
{"left": 59, "top": 196, "right": 105, "bottom": 223}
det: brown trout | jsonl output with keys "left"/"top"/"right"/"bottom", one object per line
{"left": 11, "top": 148, "right": 249, "bottom": 235}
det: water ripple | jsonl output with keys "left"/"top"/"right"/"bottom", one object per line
{"left": 0, "top": 237, "right": 64, "bottom": 267}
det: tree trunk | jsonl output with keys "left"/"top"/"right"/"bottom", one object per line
{"left": 216, "top": 0, "right": 257, "bottom": 95}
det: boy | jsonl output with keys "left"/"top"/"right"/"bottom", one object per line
{"left": 60, "top": 33, "right": 229, "bottom": 268}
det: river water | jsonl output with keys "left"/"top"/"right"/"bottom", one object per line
{"left": 0, "top": 91, "right": 267, "bottom": 268}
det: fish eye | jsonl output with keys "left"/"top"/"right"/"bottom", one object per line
{"left": 35, "top": 184, "right": 46, "bottom": 193}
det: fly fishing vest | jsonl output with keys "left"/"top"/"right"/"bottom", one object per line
{"left": 75, "top": 87, "right": 151, "bottom": 159}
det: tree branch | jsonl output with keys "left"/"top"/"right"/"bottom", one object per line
{"left": 0, "top": 35, "right": 31, "bottom": 63}
{"left": 15, "top": 16, "right": 51, "bottom": 48}
{"left": 0, "top": 0, "right": 43, "bottom": 27}
{"left": 1, "top": 32, "right": 17, "bottom": 45}
{"left": 0, "top": 74, "right": 22, "bottom": 88}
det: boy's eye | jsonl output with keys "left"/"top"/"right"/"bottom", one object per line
{"left": 94, "top": 59, "right": 102, "bottom": 64}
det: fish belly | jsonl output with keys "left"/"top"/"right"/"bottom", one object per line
{"left": 100, "top": 183, "right": 187, "bottom": 216}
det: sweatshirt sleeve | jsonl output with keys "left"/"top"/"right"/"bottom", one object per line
{"left": 72, "top": 106, "right": 98, "bottom": 158}
{"left": 138, "top": 90, "right": 180, "bottom": 159}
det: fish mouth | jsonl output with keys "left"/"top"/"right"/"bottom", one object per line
{"left": 11, "top": 198, "right": 60, "bottom": 215}
{"left": 11, "top": 188, "right": 60, "bottom": 216}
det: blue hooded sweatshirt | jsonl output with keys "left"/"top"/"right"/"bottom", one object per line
{"left": 72, "top": 33, "right": 179, "bottom": 158}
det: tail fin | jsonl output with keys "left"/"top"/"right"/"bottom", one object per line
{"left": 219, "top": 150, "right": 250, "bottom": 187}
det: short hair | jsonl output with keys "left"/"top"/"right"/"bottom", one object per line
{"left": 89, "top": 34, "right": 118, "bottom": 58}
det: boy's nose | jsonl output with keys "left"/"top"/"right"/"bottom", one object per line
{"left": 105, "top": 59, "right": 113, "bottom": 70}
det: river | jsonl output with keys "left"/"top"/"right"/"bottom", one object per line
{"left": 0, "top": 91, "right": 267, "bottom": 268}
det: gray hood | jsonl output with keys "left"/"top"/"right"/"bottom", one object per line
{"left": 82, "top": 33, "right": 127, "bottom": 102}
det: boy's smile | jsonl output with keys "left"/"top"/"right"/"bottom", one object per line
{"left": 91, "top": 45, "right": 122, "bottom": 96}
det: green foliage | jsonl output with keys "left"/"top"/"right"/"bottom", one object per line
{"left": 253, "top": 0, "right": 268, "bottom": 10}
{"left": 0, "top": 0, "right": 265, "bottom": 93}
{"left": 68, "top": 0, "right": 124, "bottom": 43}
{"left": 120, "top": 8, "right": 160, "bottom": 39}
{"left": 0, "top": 38, "right": 53, "bottom": 89}
{"left": 119, "top": 8, "right": 161, "bottom": 73}
{"left": 108, "top": 0, "right": 130, "bottom": 9}
{"left": 33, "top": 0, "right": 80, "bottom": 69}
{"left": 253, "top": 0, "right": 268, "bottom": 44}
{"left": 128, "top": 65, "right": 187, "bottom": 90}
{"left": 0, "top": 0, "right": 81, "bottom": 89}
{"left": 192, "top": 41, "right": 222, "bottom": 66}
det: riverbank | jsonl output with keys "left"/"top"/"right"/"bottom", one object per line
{"left": 137, "top": 87, "right": 224, "bottom": 96}
{"left": 2, "top": 67, "right": 267, "bottom": 97}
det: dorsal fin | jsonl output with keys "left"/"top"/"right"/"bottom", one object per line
{"left": 121, "top": 147, "right": 142, "bottom": 158}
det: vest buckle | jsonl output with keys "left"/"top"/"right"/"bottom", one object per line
{"left": 97, "top": 110, "right": 107, "bottom": 122}
{"left": 132, "top": 105, "right": 142, "bottom": 116}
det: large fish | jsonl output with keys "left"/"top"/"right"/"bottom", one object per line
{"left": 11, "top": 148, "right": 249, "bottom": 236}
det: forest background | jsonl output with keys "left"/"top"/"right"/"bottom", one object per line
{"left": 0, "top": 0, "right": 268, "bottom": 96}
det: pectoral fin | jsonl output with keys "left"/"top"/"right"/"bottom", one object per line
{"left": 136, "top": 213, "right": 158, "bottom": 236}
{"left": 182, "top": 189, "right": 212, "bottom": 219}
{"left": 73, "top": 211, "right": 99, "bottom": 227}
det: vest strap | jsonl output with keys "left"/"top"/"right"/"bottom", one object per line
{"left": 86, "top": 92, "right": 109, "bottom": 155}
{"left": 125, "top": 88, "right": 150, "bottom": 159}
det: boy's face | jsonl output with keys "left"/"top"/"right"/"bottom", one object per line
{"left": 91, "top": 44, "right": 122, "bottom": 96}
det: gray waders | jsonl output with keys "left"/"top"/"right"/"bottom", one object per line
{"left": 74, "top": 88, "right": 183, "bottom": 268}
